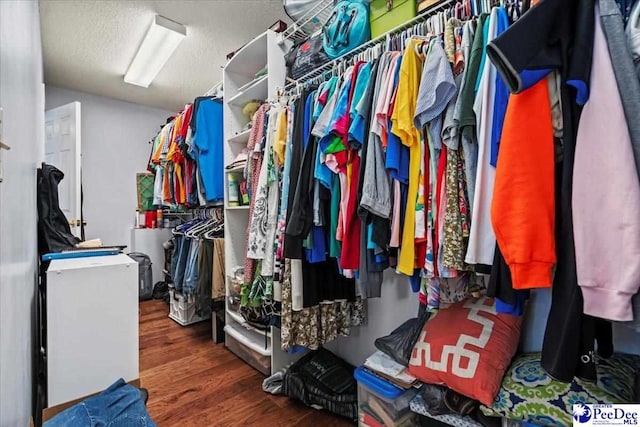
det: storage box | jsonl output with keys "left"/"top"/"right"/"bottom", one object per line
{"left": 224, "top": 324, "right": 271, "bottom": 375}
{"left": 418, "top": 0, "right": 442, "bottom": 12}
{"left": 168, "top": 289, "right": 209, "bottom": 326}
{"left": 355, "top": 367, "right": 418, "bottom": 427}
{"left": 370, "top": 0, "right": 417, "bottom": 39}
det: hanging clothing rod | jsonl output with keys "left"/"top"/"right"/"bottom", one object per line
{"left": 204, "top": 81, "right": 223, "bottom": 97}
{"left": 282, "top": 0, "right": 456, "bottom": 92}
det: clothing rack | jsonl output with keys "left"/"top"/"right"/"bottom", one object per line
{"left": 282, "top": 0, "right": 456, "bottom": 93}
{"left": 167, "top": 205, "right": 224, "bottom": 326}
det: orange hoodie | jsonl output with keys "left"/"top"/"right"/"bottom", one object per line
{"left": 491, "top": 79, "right": 556, "bottom": 289}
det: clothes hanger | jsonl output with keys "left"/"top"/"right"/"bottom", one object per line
{"left": 172, "top": 217, "right": 199, "bottom": 236}
{"left": 188, "top": 207, "right": 221, "bottom": 238}
{"left": 186, "top": 217, "right": 212, "bottom": 238}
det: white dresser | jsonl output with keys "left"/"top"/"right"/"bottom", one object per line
{"left": 46, "top": 254, "right": 139, "bottom": 406}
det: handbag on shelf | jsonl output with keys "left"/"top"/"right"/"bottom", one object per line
{"left": 286, "top": 33, "right": 331, "bottom": 81}
{"left": 322, "top": 0, "right": 371, "bottom": 59}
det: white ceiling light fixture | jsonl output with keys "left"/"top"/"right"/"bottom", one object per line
{"left": 124, "top": 15, "right": 186, "bottom": 88}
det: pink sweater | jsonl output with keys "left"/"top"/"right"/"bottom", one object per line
{"left": 573, "top": 9, "right": 640, "bottom": 322}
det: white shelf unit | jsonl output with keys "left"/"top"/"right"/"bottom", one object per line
{"left": 228, "top": 128, "right": 252, "bottom": 146}
{"left": 222, "top": 29, "right": 296, "bottom": 376}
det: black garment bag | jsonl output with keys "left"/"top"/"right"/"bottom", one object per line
{"left": 37, "top": 163, "right": 80, "bottom": 254}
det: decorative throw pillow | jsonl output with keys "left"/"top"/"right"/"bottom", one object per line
{"left": 407, "top": 297, "right": 522, "bottom": 406}
{"left": 480, "top": 352, "right": 640, "bottom": 426}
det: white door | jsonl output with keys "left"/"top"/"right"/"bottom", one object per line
{"left": 45, "top": 102, "right": 82, "bottom": 238}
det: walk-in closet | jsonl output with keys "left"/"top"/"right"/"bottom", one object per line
{"left": 2, "top": 0, "right": 640, "bottom": 426}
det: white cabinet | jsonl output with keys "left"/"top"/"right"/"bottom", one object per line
{"left": 46, "top": 254, "right": 139, "bottom": 406}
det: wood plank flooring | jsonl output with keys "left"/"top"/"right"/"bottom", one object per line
{"left": 139, "top": 300, "right": 354, "bottom": 427}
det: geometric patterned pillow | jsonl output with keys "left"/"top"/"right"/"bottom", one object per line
{"left": 408, "top": 298, "right": 522, "bottom": 406}
{"left": 480, "top": 353, "right": 640, "bottom": 426}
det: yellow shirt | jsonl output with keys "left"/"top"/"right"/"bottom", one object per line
{"left": 274, "top": 107, "right": 287, "bottom": 166}
{"left": 391, "top": 40, "right": 424, "bottom": 275}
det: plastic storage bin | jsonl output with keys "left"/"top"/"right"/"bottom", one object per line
{"left": 127, "top": 252, "right": 153, "bottom": 300}
{"left": 355, "top": 367, "right": 418, "bottom": 427}
{"left": 369, "top": 0, "right": 417, "bottom": 39}
{"left": 168, "top": 289, "right": 209, "bottom": 326}
{"left": 224, "top": 324, "right": 271, "bottom": 375}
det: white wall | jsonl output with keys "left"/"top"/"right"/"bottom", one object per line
{"left": 328, "top": 279, "right": 640, "bottom": 367}
{"left": 0, "top": 1, "right": 44, "bottom": 426}
{"left": 45, "top": 86, "right": 172, "bottom": 246}
{"left": 325, "top": 272, "right": 419, "bottom": 366}
{"left": 325, "top": 272, "right": 549, "bottom": 367}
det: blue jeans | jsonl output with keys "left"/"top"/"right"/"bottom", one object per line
{"left": 44, "top": 378, "right": 156, "bottom": 427}
{"left": 183, "top": 239, "right": 200, "bottom": 296}
{"left": 172, "top": 235, "right": 190, "bottom": 291}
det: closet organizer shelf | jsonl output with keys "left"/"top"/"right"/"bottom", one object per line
{"left": 226, "top": 307, "right": 272, "bottom": 338}
{"left": 228, "top": 75, "right": 269, "bottom": 108}
{"left": 228, "top": 128, "right": 252, "bottom": 145}
{"left": 224, "top": 29, "right": 293, "bottom": 376}
{"left": 225, "top": 166, "right": 245, "bottom": 174}
{"left": 224, "top": 324, "right": 271, "bottom": 356}
{"left": 225, "top": 31, "right": 268, "bottom": 76}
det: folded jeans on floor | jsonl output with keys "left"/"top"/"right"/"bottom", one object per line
{"left": 44, "top": 378, "right": 156, "bottom": 427}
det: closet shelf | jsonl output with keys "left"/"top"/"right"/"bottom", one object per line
{"left": 224, "top": 324, "right": 271, "bottom": 357}
{"left": 225, "top": 205, "right": 250, "bottom": 211}
{"left": 228, "top": 75, "right": 269, "bottom": 108}
{"left": 227, "top": 308, "right": 272, "bottom": 339}
{"left": 225, "top": 31, "right": 268, "bottom": 77}
{"left": 228, "top": 128, "right": 252, "bottom": 145}
{"left": 225, "top": 165, "right": 245, "bottom": 174}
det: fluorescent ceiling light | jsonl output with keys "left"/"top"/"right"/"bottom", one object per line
{"left": 124, "top": 15, "right": 186, "bottom": 88}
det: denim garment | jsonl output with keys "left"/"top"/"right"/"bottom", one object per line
{"left": 173, "top": 235, "right": 190, "bottom": 291}
{"left": 170, "top": 236, "right": 181, "bottom": 279}
{"left": 44, "top": 378, "right": 156, "bottom": 427}
{"left": 183, "top": 239, "right": 200, "bottom": 296}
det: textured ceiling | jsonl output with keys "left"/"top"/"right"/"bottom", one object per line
{"left": 40, "top": 0, "right": 289, "bottom": 111}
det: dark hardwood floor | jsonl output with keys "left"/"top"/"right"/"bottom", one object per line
{"left": 139, "top": 300, "right": 354, "bottom": 427}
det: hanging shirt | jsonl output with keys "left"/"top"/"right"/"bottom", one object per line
{"left": 193, "top": 99, "right": 224, "bottom": 203}
{"left": 489, "top": 7, "right": 511, "bottom": 167}
{"left": 465, "top": 9, "right": 499, "bottom": 267}
{"left": 573, "top": 5, "right": 640, "bottom": 322}
{"left": 458, "top": 13, "right": 489, "bottom": 142}
{"left": 415, "top": 39, "right": 458, "bottom": 269}
{"left": 386, "top": 56, "right": 409, "bottom": 184}
{"left": 360, "top": 53, "right": 394, "bottom": 221}
{"left": 313, "top": 77, "right": 340, "bottom": 189}
{"left": 348, "top": 63, "right": 373, "bottom": 149}
{"left": 374, "top": 53, "right": 402, "bottom": 148}
{"left": 392, "top": 39, "right": 425, "bottom": 276}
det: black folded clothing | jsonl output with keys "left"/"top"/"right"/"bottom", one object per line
{"left": 297, "top": 348, "right": 355, "bottom": 395}
{"left": 283, "top": 348, "right": 358, "bottom": 421}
